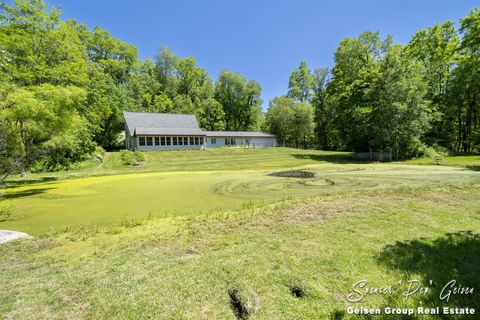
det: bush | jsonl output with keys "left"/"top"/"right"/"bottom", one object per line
{"left": 120, "top": 150, "right": 145, "bottom": 166}
{"left": 120, "top": 150, "right": 136, "bottom": 165}
{"left": 133, "top": 150, "right": 145, "bottom": 162}
{"left": 92, "top": 146, "right": 105, "bottom": 163}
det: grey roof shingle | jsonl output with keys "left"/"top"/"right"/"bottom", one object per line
{"left": 124, "top": 111, "right": 204, "bottom": 136}
{"left": 135, "top": 127, "right": 206, "bottom": 136}
{"left": 124, "top": 111, "right": 275, "bottom": 138}
{"left": 204, "top": 131, "right": 276, "bottom": 138}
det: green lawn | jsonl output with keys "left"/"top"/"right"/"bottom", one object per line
{"left": 403, "top": 154, "right": 480, "bottom": 170}
{"left": 7, "top": 148, "right": 353, "bottom": 185}
{"left": 1, "top": 148, "right": 480, "bottom": 319}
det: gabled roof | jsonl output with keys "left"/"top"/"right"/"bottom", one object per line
{"left": 204, "top": 131, "right": 275, "bottom": 138}
{"left": 123, "top": 111, "right": 204, "bottom": 136}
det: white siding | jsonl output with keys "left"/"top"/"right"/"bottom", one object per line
{"left": 206, "top": 136, "right": 276, "bottom": 148}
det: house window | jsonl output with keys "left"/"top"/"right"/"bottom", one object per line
{"left": 211, "top": 138, "right": 216, "bottom": 144}
{"left": 178, "top": 136, "right": 183, "bottom": 145}
{"left": 184, "top": 137, "right": 188, "bottom": 145}
{"left": 161, "top": 137, "right": 166, "bottom": 146}
{"left": 166, "top": 137, "right": 171, "bottom": 145}
{"left": 155, "top": 137, "right": 160, "bottom": 146}
{"left": 245, "top": 139, "right": 250, "bottom": 144}
{"left": 139, "top": 136, "right": 146, "bottom": 146}
{"left": 146, "top": 137, "right": 153, "bottom": 146}
{"left": 225, "top": 138, "right": 235, "bottom": 146}
{"left": 189, "top": 137, "right": 194, "bottom": 145}
{"left": 194, "top": 137, "right": 199, "bottom": 145}
{"left": 200, "top": 137, "right": 204, "bottom": 145}
{"left": 173, "top": 137, "right": 178, "bottom": 145}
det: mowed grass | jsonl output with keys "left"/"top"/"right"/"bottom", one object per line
{"left": 7, "top": 148, "right": 353, "bottom": 184}
{"left": 1, "top": 148, "right": 480, "bottom": 319}
{"left": 403, "top": 153, "right": 480, "bottom": 170}
{"left": 0, "top": 185, "right": 479, "bottom": 319}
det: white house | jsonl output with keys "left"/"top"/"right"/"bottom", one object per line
{"left": 123, "top": 111, "right": 276, "bottom": 150}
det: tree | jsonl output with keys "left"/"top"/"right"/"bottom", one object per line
{"left": 447, "top": 9, "right": 480, "bottom": 152}
{"left": 0, "top": 84, "right": 91, "bottom": 172}
{"left": 215, "top": 70, "right": 262, "bottom": 131}
{"left": 0, "top": 0, "right": 89, "bottom": 86}
{"left": 197, "top": 98, "right": 225, "bottom": 130}
{"left": 311, "top": 68, "right": 329, "bottom": 149}
{"left": 86, "top": 27, "right": 137, "bottom": 84}
{"left": 287, "top": 61, "right": 314, "bottom": 102}
{"left": 327, "top": 32, "right": 385, "bottom": 151}
{"left": 265, "top": 96, "right": 315, "bottom": 148}
{"left": 369, "top": 45, "right": 432, "bottom": 158}
{"left": 82, "top": 69, "right": 133, "bottom": 149}
{"left": 406, "top": 21, "right": 459, "bottom": 148}
{"left": 155, "top": 47, "right": 179, "bottom": 98}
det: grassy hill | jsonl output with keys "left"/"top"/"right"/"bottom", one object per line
{"left": 1, "top": 148, "right": 479, "bottom": 319}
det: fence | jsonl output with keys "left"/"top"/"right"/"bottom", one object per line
{"left": 353, "top": 151, "right": 394, "bottom": 162}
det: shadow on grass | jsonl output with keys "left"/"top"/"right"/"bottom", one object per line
{"left": 290, "top": 153, "right": 355, "bottom": 164}
{"left": 3, "top": 187, "right": 56, "bottom": 199}
{"left": 5, "top": 176, "right": 58, "bottom": 188}
{"left": 466, "top": 165, "right": 480, "bottom": 171}
{"left": 375, "top": 231, "right": 479, "bottom": 319}
{"left": 330, "top": 231, "right": 480, "bottom": 320}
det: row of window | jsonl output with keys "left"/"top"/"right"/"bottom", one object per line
{"left": 139, "top": 136, "right": 204, "bottom": 147}
{"left": 138, "top": 136, "right": 251, "bottom": 147}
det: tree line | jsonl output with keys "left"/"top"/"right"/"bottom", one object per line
{"left": 0, "top": 0, "right": 263, "bottom": 177}
{"left": 264, "top": 9, "right": 480, "bottom": 159}
{"left": 1, "top": 0, "right": 479, "bottom": 179}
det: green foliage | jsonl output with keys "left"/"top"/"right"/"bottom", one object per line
{"left": 1, "top": 84, "right": 89, "bottom": 171}
{"left": 133, "top": 150, "right": 145, "bottom": 162}
{"left": 265, "top": 97, "right": 315, "bottom": 148}
{"left": 368, "top": 45, "right": 432, "bottom": 158}
{"left": 120, "top": 149, "right": 145, "bottom": 166}
{"left": 287, "top": 61, "right": 314, "bottom": 102}
{"left": 215, "top": 70, "right": 263, "bottom": 131}
{"left": 197, "top": 98, "right": 225, "bottom": 130}
{"left": 0, "top": 0, "right": 88, "bottom": 86}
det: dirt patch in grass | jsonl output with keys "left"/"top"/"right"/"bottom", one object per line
{"left": 227, "top": 287, "right": 251, "bottom": 319}
{"left": 289, "top": 284, "right": 306, "bottom": 298}
{"left": 268, "top": 170, "right": 315, "bottom": 178}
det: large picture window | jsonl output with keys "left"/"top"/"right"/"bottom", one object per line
{"left": 139, "top": 136, "right": 146, "bottom": 146}
{"left": 194, "top": 137, "right": 199, "bottom": 145}
{"left": 189, "top": 137, "right": 194, "bottom": 145}
{"left": 184, "top": 137, "right": 188, "bottom": 145}
{"left": 211, "top": 138, "right": 216, "bottom": 144}
{"left": 161, "top": 137, "right": 166, "bottom": 146}
{"left": 200, "top": 137, "right": 204, "bottom": 145}
{"left": 166, "top": 137, "right": 171, "bottom": 145}
{"left": 146, "top": 137, "right": 153, "bottom": 146}
{"left": 178, "top": 136, "right": 183, "bottom": 145}
{"left": 173, "top": 137, "right": 178, "bottom": 145}
{"left": 155, "top": 137, "right": 160, "bottom": 146}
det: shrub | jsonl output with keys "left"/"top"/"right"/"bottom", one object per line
{"left": 92, "top": 146, "right": 105, "bottom": 163}
{"left": 120, "top": 150, "right": 145, "bottom": 166}
{"left": 120, "top": 150, "right": 136, "bottom": 165}
{"left": 133, "top": 151, "right": 145, "bottom": 162}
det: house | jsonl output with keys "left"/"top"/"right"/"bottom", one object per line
{"left": 123, "top": 111, "right": 276, "bottom": 150}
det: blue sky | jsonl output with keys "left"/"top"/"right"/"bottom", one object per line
{"left": 32, "top": 1, "right": 480, "bottom": 109}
